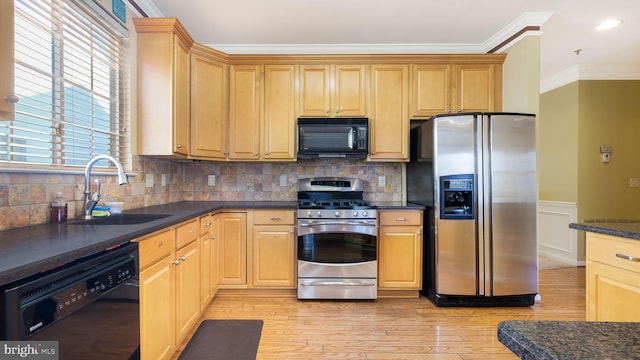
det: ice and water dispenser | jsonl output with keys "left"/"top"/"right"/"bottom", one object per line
{"left": 439, "top": 174, "right": 474, "bottom": 219}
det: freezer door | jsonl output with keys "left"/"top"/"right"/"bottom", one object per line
{"left": 485, "top": 113, "right": 537, "bottom": 296}
{"left": 433, "top": 114, "right": 478, "bottom": 296}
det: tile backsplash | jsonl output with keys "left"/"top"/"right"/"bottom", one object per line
{"left": 0, "top": 156, "right": 403, "bottom": 231}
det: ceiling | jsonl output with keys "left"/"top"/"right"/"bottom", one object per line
{"left": 133, "top": 0, "right": 640, "bottom": 91}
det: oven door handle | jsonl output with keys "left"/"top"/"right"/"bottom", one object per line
{"left": 300, "top": 280, "right": 375, "bottom": 286}
{"left": 299, "top": 221, "right": 376, "bottom": 227}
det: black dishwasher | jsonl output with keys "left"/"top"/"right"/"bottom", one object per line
{"left": 1, "top": 242, "right": 140, "bottom": 359}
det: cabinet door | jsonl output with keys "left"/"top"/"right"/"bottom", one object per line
{"left": 173, "top": 36, "right": 191, "bottom": 155}
{"left": 200, "top": 214, "right": 213, "bottom": 309}
{"left": 190, "top": 49, "right": 228, "bottom": 159}
{"left": 263, "top": 65, "right": 296, "bottom": 160}
{"left": 453, "top": 64, "right": 496, "bottom": 113}
{"left": 0, "top": 1, "right": 14, "bottom": 119}
{"left": 219, "top": 213, "right": 247, "bottom": 285}
{"left": 139, "top": 256, "right": 175, "bottom": 360}
{"left": 252, "top": 225, "right": 296, "bottom": 288}
{"left": 411, "top": 64, "right": 451, "bottom": 117}
{"left": 378, "top": 226, "right": 422, "bottom": 289}
{"left": 175, "top": 240, "right": 201, "bottom": 345}
{"left": 229, "top": 65, "right": 261, "bottom": 160}
{"left": 299, "top": 65, "right": 330, "bottom": 117}
{"left": 369, "top": 64, "right": 409, "bottom": 161}
{"left": 211, "top": 214, "right": 220, "bottom": 294}
{"left": 334, "top": 64, "right": 367, "bottom": 117}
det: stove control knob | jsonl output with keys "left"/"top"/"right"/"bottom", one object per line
{"left": 316, "top": 211, "right": 322, "bottom": 217}
{"left": 334, "top": 211, "right": 341, "bottom": 217}
{"left": 306, "top": 211, "right": 312, "bottom": 217}
{"left": 362, "top": 211, "right": 368, "bottom": 217}
{"left": 353, "top": 211, "right": 359, "bottom": 217}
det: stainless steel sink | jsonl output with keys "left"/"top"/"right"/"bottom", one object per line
{"left": 69, "top": 213, "right": 171, "bottom": 225}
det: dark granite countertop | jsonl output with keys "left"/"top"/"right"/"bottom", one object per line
{"left": 569, "top": 221, "right": 640, "bottom": 241}
{"left": 0, "top": 201, "right": 296, "bottom": 287}
{"left": 498, "top": 320, "right": 640, "bottom": 359}
{"left": 0, "top": 200, "right": 422, "bottom": 287}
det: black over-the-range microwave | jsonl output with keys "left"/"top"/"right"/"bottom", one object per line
{"left": 297, "top": 118, "right": 369, "bottom": 159}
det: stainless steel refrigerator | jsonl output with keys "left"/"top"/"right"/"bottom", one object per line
{"left": 407, "top": 112, "right": 537, "bottom": 306}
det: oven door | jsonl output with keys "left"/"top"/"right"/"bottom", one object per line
{"left": 297, "top": 219, "right": 378, "bottom": 299}
{"left": 297, "top": 220, "right": 377, "bottom": 264}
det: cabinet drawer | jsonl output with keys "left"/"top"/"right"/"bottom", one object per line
{"left": 138, "top": 229, "right": 174, "bottom": 269}
{"left": 380, "top": 211, "right": 422, "bottom": 226}
{"left": 253, "top": 210, "right": 295, "bottom": 225}
{"left": 176, "top": 219, "right": 199, "bottom": 249}
{"left": 587, "top": 233, "right": 640, "bottom": 274}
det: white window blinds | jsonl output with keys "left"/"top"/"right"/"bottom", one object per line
{"left": 1, "top": 0, "right": 130, "bottom": 170}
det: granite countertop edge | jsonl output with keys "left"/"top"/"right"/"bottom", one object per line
{"left": 569, "top": 222, "right": 640, "bottom": 241}
{"left": 498, "top": 320, "right": 640, "bottom": 359}
{"left": 0, "top": 200, "right": 423, "bottom": 287}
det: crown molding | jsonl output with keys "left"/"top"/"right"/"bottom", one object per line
{"left": 540, "top": 64, "right": 640, "bottom": 93}
{"left": 128, "top": 0, "right": 163, "bottom": 17}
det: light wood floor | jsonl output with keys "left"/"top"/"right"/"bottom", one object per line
{"left": 174, "top": 267, "right": 585, "bottom": 359}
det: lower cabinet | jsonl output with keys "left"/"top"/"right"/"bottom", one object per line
{"left": 218, "top": 212, "right": 248, "bottom": 285}
{"left": 138, "top": 219, "right": 202, "bottom": 360}
{"left": 252, "top": 210, "right": 296, "bottom": 288}
{"left": 586, "top": 232, "right": 640, "bottom": 322}
{"left": 378, "top": 210, "right": 423, "bottom": 290}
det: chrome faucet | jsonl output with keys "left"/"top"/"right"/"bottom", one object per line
{"left": 83, "top": 155, "right": 129, "bottom": 219}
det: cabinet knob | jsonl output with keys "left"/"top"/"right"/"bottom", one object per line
{"left": 210, "top": 235, "right": 216, "bottom": 240}
{"left": 270, "top": 216, "right": 280, "bottom": 221}
{"left": 416, "top": 231, "right": 422, "bottom": 235}
{"left": 336, "top": 109, "right": 340, "bottom": 114}
{"left": 172, "top": 260, "right": 180, "bottom": 265}
{"left": 177, "top": 144, "right": 184, "bottom": 148}
{"left": 396, "top": 217, "right": 407, "bottom": 221}
{"left": 4, "top": 95, "right": 19, "bottom": 104}
{"left": 180, "top": 256, "right": 187, "bottom": 261}
{"left": 325, "top": 110, "right": 330, "bottom": 114}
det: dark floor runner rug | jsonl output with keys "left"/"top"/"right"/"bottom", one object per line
{"left": 178, "top": 320, "right": 264, "bottom": 360}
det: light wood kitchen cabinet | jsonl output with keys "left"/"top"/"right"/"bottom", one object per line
{"left": 299, "top": 64, "right": 367, "bottom": 117}
{"left": 134, "top": 18, "right": 194, "bottom": 157}
{"left": 263, "top": 65, "right": 296, "bottom": 160}
{"left": 411, "top": 64, "right": 451, "bottom": 117}
{"left": 174, "top": 235, "right": 200, "bottom": 345}
{"left": 586, "top": 232, "right": 640, "bottom": 322}
{"left": 411, "top": 63, "right": 501, "bottom": 118}
{"left": 219, "top": 212, "right": 248, "bottom": 285}
{"left": 138, "top": 229, "right": 176, "bottom": 360}
{"left": 369, "top": 64, "right": 409, "bottom": 161}
{"left": 378, "top": 210, "right": 423, "bottom": 290}
{"left": 190, "top": 44, "right": 228, "bottom": 160}
{"left": 137, "top": 218, "right": 201, "bottom": 360}
{"left": 453, "top": 63, "right": 500, "bottom": 113}
{"left": 228, "top": 65, "right": 261, "bottom": 160}
{"left": 210, "top": 214, "right": 220, "bottom": 294}
{"left": 199, "top": 213, "right": 214, "bottom": 310}
{"left": 0, "top": 0, "right": 14, "bottom": 120}
{"left": 251, "top": 210, "right": 296, "bottom": 288}
{"left": 228, "top": 65, "right": 296, "bottom": 161}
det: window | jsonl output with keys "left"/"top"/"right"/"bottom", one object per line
{"left": 0, "top": 0, "right": 130, "bottom": 170}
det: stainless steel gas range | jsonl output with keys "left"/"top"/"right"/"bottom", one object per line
{"left": 296, "top": 177, "right": 378, "bottom": 300}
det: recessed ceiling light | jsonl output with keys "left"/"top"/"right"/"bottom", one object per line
{"left": 596, "top": 19, "right": 622, "bottom": 31}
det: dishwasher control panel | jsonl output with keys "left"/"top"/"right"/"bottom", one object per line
{"left": 19, "top": 255, "right": 137, "bottom": 337}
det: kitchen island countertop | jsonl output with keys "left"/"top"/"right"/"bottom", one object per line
{"left": 498, "top": 320, "right": 640, "bottom": 359}
{"left": 569, "top": 221, "right": 640, "bottom": 241}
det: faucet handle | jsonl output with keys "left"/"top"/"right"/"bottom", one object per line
{"left": 94, "top": 179, "right": 101, "bottom": 196}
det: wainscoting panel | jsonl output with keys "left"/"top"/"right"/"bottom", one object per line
{"left": 538, "top": 201, "right": 578, "bottom": 266}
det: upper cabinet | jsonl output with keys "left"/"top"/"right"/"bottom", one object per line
{"left": 190, "top": 44, "right": 228, "bottom": 160}
{"left": 228, "top": 65, "right": 261, "bottom": 160}
{"left": 134, "top": 18, "right": 194, "bottom": 157}
{"left": 369, "top": 64, "right": 409, "bottom": 162}
{"left": 411, "top": 62, "right": 502, "bottom": 118}
{"left": 0, "top": 1, "right": 15, "bottom": 120}
{"left": 299, "top": 64, "right": 367, "bottom": 117}
{"left": 228, "top": 65, "right": 296, "bottom": 161}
